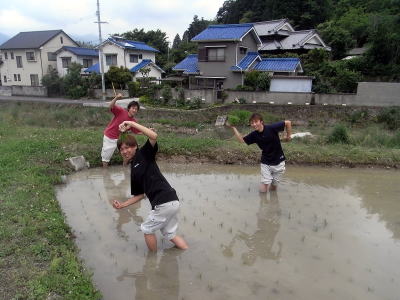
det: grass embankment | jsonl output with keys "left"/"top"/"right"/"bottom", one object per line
{"left": 0, "top": 102, "right": 399, "bottom": 299}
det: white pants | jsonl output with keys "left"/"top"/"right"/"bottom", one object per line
{"left": 141, "top": 201, "right": 180, "bottom": 240}
{"left": 260, "top": 161, "right": 285, "bottom": 186}
{"left": 101, "top": 135, "right": 118, "bottom": 162}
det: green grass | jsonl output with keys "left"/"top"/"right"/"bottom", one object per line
{"left": 0, "top": 101, "right": 399, "bottom": 299}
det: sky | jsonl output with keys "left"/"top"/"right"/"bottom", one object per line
{"left": 0, "top": 0, "right": 226, "bottom": 44}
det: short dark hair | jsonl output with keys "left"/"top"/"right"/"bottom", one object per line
{"left": 127, "top": 100, "right": 140, "bottom": 111}
{"left": 117, "top": 133, "right": 138, "bottom": 151}
{"left": 249, "top": 113, "right": 263, "bottom": 123}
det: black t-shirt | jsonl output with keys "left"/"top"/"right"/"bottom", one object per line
{"left": 243, "top": 121, "right": 286, "bottom": 165}
{"left": 130, "top": 140, "right": 178, "bottom": 209}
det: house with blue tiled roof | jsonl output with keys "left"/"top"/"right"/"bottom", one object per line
{"left": 54, "top": 46, "right": 99, "bottom": 77}
{"left": 90, "top": 37, "right": 164, "bottom": 82}
{"left": 173, "top": 19, "right": 328, "bottom": 92}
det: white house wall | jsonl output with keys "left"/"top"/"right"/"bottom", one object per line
{"left": 270, "top": 78, "right": 312, "bottom": 92}
{"left": 56, "top": 50, "right": 78, "bottom": 77}
{"left": 101, "top": 43, "right": 156, "bottom": 73}
{"left": 0, "top": 32, "right": 76, "bottom": 86}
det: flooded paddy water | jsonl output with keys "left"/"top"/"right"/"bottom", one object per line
{"left": 56, "top": 164, "right": 400, "bottom": 300}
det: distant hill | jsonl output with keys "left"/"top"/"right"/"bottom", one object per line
{"left": 0, "top": 32, "right": 10, "bottom": 45}
{"left": 71, "top": 33, "right": 99, "bottom": 48}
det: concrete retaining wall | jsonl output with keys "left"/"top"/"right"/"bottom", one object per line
{"left": 93, "top": 89, "right": 129, "bottom": 99}
{"left": 11, "top": 86, "right": 48, "bottom": 97}
{"left": 0, "top": 86, "right": 12, "bottom": 96}
{"left": 355, "top": 82, "right": 400, "bottom": 106}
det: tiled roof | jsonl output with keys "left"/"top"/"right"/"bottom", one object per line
{"left": 106, "top": 37, "right": 159, "bottom": 52}
{"left": 130, "top": 59, "right": 164, "bottom": 73}
{"left": 172, "top": 54, "right": 199, "bottom": 74}
{"left": 191, "top": 24, "right": 254, "bottom": 41}
{"left": 253, "top": 58, "right": 300, "bottom": 72}
{"left": 84, "top": 63, "right": 99, "bottom": 73}
{"left": 252, "top": 19, "right": 293, "bottom": 36}
{"left": 231, "top": 52, "right": 261, "bottom": 71}
{"left": 0, "top": 30, "right": 74, "bottom": 49}
{"left": 59, "top": 46, "right": 98, "bottom": 57}
{"left": 259, "top": 30, "right": 330, "bottom": 51}
{"left": 130, "top": 59, "right": 152, "bottom": 72}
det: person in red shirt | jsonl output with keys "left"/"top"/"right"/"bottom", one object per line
{"left": 101, "top": 93, "right": 141, "bottom": 167}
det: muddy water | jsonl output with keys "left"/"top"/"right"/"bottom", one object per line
{"left": 56, "top": 164, "right": 400, "bottom": 300}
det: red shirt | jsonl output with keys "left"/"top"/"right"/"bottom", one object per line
{"left": 103, "top": 105, "right": 140, "bottom": 139}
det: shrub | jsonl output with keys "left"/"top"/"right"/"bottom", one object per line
{"left": 128, "top": 81, "right": 140, "bottom": 97}
{"left": 228, "top": 110, "right": 252, "bottom": 126}
{"left": 63, "top": 63, "right": 88, "bottom": 99}
{"left": 175, "top": 88, "right": 185, "bottom": 107}
{"left": 161, "top": 85, "right": 173, "bottom": 105}
{"left": 327, "top": 124, "right": 350, "bottom": 144}
{"left": 105, "top": 66, "right": 132, "bottom": 89}
{"left": 187, "top": 97, "right": 202, "bottom": 110}
{"left": 235, "top": 85, "right": 254, "bottom": 91}
{"left": 377, "top": 107, "right": 400, "bottom": 130}
{"left": 347, "top": 109, "right": 370, "bottom": 125}
{"left": 41, "top": 66, "right": 63, "bottom": 96}
{"left": 227, "top": 115, "right": 240, "bottom": 126}
{"left": 256, "top": 72, "right": 271, "bottom": 91}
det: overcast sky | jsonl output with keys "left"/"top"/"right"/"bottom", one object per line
{"left": 0, "top": 0, "right": 225, "bottom": 44}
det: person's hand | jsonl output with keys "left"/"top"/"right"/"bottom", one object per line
{"left": 113, "top": 200, "right": 123, "bottom": 209}
{"left": 119, "top": 121, "right": 131, "bottom": 132}
{"left": 116, "top": 93, "right": 123, "bottom": 100}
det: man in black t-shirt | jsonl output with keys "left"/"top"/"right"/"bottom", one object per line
{"left": 226, "top": 113, "right": 292, "bottom": 192}
{"left": 112, "top": 121, "right": 188, "bottom": 252}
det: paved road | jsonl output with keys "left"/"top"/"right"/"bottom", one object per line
{"left": 0, "top": 95, "right": 137, "bottom": 108}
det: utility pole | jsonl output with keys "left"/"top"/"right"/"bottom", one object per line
{"left": 95, "top": 0, "right": 107, "bottom": 101}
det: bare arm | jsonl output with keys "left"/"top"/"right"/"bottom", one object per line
{"left": 109, "top": 93, "right": 123, "bottom": 109}
{"left": 119, "top": 121, "right": 158, "bottom": 146}
{"left": 284, "top": 120, "right": 292, "bottom": 142}
{"left": 225, "top": 122, "right": 245, "bottom": 143}
{"left": 113, "top": 194, "right": 145, "bottom": 209}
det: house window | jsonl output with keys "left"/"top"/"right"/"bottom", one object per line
{"left": 26, "top": 52, "right": 35, "bottom": 61}
{"left": 16, "top": 56, "right": 23, "bottom": 68}
{"left": 17, "top": 74, "right": 21, "bottom": 81}
{"left": 30, "top": 74, "right": 39, "bottom": 86}
{"left": 14, "top": 74, "right": 17, "bottom": 81}
{"left": 129, "top": 54, "right": 142, "bottom": 63}
{"left": 47, "top": 52, "right": 57, "bottom": 61}
{"left": 61, "top": 57, "right": 71, "bottom": 68}
{"left": 4, "top": 52, "right": 8, "bottom": 59}
{"left": 105, "top": 54, "right": 117, "bottom": 66}
{"left": 82, "top": 59, "right": 93, "bottom": 68}
{"left": 239, "top": 47, "right": 247, "bottom": 55}
{"left": 207, "top": 48, "right": 225, "bottom": 61}
{"left": 3, "top": 76, "right": 7, "bottom": 83}
{"left": 60, "top": 36, "right": 63, "bottom": 44}
{"left": 11, "top": 52, "right": 14, "bottom": 59}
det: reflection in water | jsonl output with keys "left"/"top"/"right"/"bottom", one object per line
{"left": 222, "top": 191, "right": 281, "bottom": 265}
{"left": 101, "top": 169, "right": 143, "bottom": 239}
{"left": 117, "top": 250, "right": 180, "bottom": 300}
{"left": 56, "top": 164, "right": 400, "bottom": 300}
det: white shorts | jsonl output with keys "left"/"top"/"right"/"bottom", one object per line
{"left": 101, "top": 135, "right": 118, "bottom": 162}
{"left": 141, "top": 201, "right": 180, "bottom": 240}
{"left": 260, "top": 161, "right": 286, "bottom": 186}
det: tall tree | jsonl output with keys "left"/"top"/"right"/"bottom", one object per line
{"left": 172, "top": 34, "right": 182, "bottom": 49}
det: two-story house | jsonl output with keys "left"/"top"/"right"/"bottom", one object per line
{"left": 0, "top": 30, "right": 78, "bottom": 86}
{"left": 55, "top": 46, "right": 99, "bottom": 77}
{"left": 189, "top": 24, "right": 262, "bottom": 90}
{"left": 85, "top": 37, "right": 164, "bottom": 82}
{"left": 173, "top": 23, "right": 309, "bottom": 91}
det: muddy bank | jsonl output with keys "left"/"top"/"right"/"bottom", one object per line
{"left": 157, "top": 152, "right": 400, "bottom": 169}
